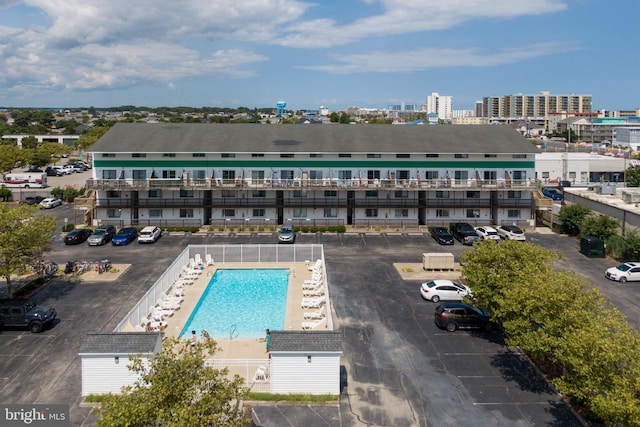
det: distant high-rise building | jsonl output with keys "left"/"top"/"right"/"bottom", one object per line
{"left": 475, "top": 101, "right": 483, "bottom": 118}
{"left": 426, "top": 92, "right": 453, "bottom": 121}
{"left": 481, "top": 91, "right": 592, "bottom": 119}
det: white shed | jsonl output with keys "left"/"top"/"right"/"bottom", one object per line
{"left": 269, "top": 330, "right": 342, "bottom": 395}
{"left": 79, "top": 332, "right": 162, "bottom": 396}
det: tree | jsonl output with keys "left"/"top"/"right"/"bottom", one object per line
{"left": 95, "top": 334, "right": 249, "bottom": 426}
{"left": 329, "top": 112, "right": 340, "bottom": 123}
{"left": 0, "top": 204, "right": 57, "bottom": 297}
{"left": 21, "top": 135, "right": 39, "bottom": 150}
{"left": 557, "top": 204, "right": 591, "bottom": 236}
{"left": 580, "top": 214, "right": 619, "bottom": 240}
{"left": 339, "top": 112, "right": 351, "bottom": 124}
{"left": 625, "top": 165, "right": 640, "bottom": 187}
{"left": 75, "top": 126, "right": 110, "bottom": 151}
{"left": 624, "top": 229, "right": 640, "bottom": 260}
{"left": 0, "top": 144, "right": 25, "bottom": 173}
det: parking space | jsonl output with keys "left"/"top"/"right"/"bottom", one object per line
{"left": 4, "top": 226, "right": 631, "bottom": 426}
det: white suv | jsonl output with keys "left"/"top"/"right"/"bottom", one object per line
{"left": 138, "top": 226, "right": 161, "bottom": 244}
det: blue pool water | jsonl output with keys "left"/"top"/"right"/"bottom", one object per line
{"left": 180, "top": 269, "right": 289, "bottom": 339}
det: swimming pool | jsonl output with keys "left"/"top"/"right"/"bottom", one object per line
{"left": 180, "top": 269, "right": 289, "bottom": 339}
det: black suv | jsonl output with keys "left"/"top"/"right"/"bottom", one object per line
{"left": 434, "top": 302, "right": 494, "bottom": 332}
{"left": 0, "top": 299, "right": 57, "bottom": 333}
{"left": 449, "top": 222, "right": 480, "bottom": 246}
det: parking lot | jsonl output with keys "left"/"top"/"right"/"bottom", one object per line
{"left": 3, "top": 181, "right": 640, "bottom": 425}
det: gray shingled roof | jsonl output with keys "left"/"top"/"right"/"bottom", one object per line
{"left": 90, "top": 123, "right": 538, "bottom": 154}
{"left": 269, "top": 331, "right": 342, "bottom": 353}
{"left": 79, "top": 332, "right": 161, "bottom": 355}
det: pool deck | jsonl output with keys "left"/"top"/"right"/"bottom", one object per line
{"left": 154, "top": 261, "right": 328, "bottom": 360}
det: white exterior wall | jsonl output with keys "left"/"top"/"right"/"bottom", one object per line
{"left": 81, "top": 354, "right": 146, "bottom": 396}
{"left": 270, "top": 352, "right": 341, "bottom": 395}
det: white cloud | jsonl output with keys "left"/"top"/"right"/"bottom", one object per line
{"left": 298, "top": 42, "right": 581, "bottom": 74}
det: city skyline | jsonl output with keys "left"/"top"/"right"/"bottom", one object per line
{"left": 0, "top": 1, "right": 637, "bottom": 112}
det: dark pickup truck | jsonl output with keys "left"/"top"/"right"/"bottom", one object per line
{"left": 0, "top": 299, "right": 57, "bottom": 333}
{"left": 449, "top": 222, "right": 480, "bottom": 246}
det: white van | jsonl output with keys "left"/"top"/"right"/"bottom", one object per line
{"left": 1, "top": 173, "right": 47, "bottom": 188}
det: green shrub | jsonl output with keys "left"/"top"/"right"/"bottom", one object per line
{"left": 62, "top": 223, "right": 75, "bottom": 232}
{"left": 605, "top": 235, "right": 626, "bottom": 260}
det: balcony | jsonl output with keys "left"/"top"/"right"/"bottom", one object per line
{"left": 86, "top": 177, "right": 535, "bottom": 191}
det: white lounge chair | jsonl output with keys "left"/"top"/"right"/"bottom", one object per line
{"left": 156, "top": 299, "right": 180, "bottom": 310}
{"left": 160, "top": 294, "right": 183, "bottom": 304}
{"left": 302, "top": 318, "right": 325, "bottom": 330}
{"left": 303, "top": 281, "right": 323, "bottom": 290}
{"left": 253, "top": 365, "right": 268, "bottom": 382}
{"left": 308, "top": 259, "right": 322, "bottom": 271}
{"left": 194, "top": 254, "right": 203, "bottom": 265}
{"left": 303, "top": 287, "right": 324, "bottom": 297}
{"left": 303, "top": 310, "right": 325, "bottom": 320}
{"left": 150, "top": 306, "right": 174, "bottom": 320}
{"left": 205, "top": 253, "right": 214, "bottom": 266}
{"left": 301, "top": 297, "right": 325, "bottom": 309}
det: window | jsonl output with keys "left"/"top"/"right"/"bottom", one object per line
{"left": 252, "top": 170, "right": 265, "bottom": 180}
{"left": 338, "top": 153, "right": 351, "bottom": 158}
{"left": 162, "top": 170, "right": 176, "bottom": 179}
{"left": 512, "top": 170, "right": 526, "bottom": 180}
{"left": 280, "top": 170, "right": 294, "bottom": 180}
{"left": 292, "top": 190, "right": 306, "bottom": 198}
{"left": 180, "top": 209, "right": 194, "bottom": 218}
{"left": 293, "top": 208, "right": 307, "bottom": 217}
{"left": 365, "top": 190, "right": 378, "bottom": 197}
{"left": 132, "top": 153, "right": 146, "bottom": 158}
{"left": 324, "top": 208, "right": 337, "bottom": 218}
{"left": 309, "top": 170, "right": 323, "bottom": 180}
{"left": 483, "top": 171, "right": 497, "bottom": 181}
{"left": 455, "top": 154, "right": 468, "bottom": 158}
{"left": 193, "top": 153, "right": 205, "bottom": 157}
{"left": 512, "top": 154, "right": 527, "bottom": 158}
{"left": 395, "top": 209, "right": 408, "bottom": 218}
{"left": 365, "top": 209, "right": 378, "bottom": 217}
{"left": 102, "top": 170, "right": 117, "bottom": 179}
{"left": 252, "top": 190, "right": 266, "bottom": 197}
{"left": 436, "top": 209, "right": 449, "bottom": 218}
{"left": 569, "top": 172, "right": 577, "bottom": 179}
{"left": 132, "top": 170, "right": 147, "bottom": 179}
{"left": 542, "top": 172, "right": 550, "bottom": 179}
{"left": 466, "top": 209, "right": 480, "bottom": 218}
{"left": 425, "top": 171, "right": 439, "bottom": 179}
{"left": 252, "top": 209, "right": 265, "bottom": 217}
{"left": 222, "top": 170, "right": 235, "bottom": 180}
{"left": 251, "top": 153, "right": 264, "bottom": 157}
{"left": 508, "top": 210, "right": 521, "bottom": 218}
{"left": 163, "top": 153, "right": 176, "bottom": 157}
{"left": 193, "top": 170, "right": 206, "bottom": 179}
{"left": 222, "top": 209, "right": 235, "bottom": 217}
{"left": 436, "top": 191, "right": 450, "bottom": 198}
{"left": 466, "top": 191, "right": 480, "bottom": 198}
{"left": 454, "top": 171, "right": 468, "bottom": 180}
{"left": 484, "top": 154, "right": 496, "bottom": 158}
{"left": 106, "top": 190, "right": 121, "bottom": 198}
{"left": 280, "top": 153, "right": 294, "bottom": 158}
{"left": 396, "top": 170, "right": 410, "bottom": 180}
{"left": 221, "top": 190, "right": 235, "bottom": 198}
{"left": 148, "top": 190, "right": 162, "bottom": 198}
{"left": 221, "top": 153, "right": 235, "bottom": 158}
{"left": 396, "top": 154, "right": 410, "bottom": 158}
{"left": 367, "top": 153, "right": 381, "bottom": 158}
{"left": 395, "top": 190, "right": 408, "bottom": 198}
{"left": 507, "top": 191, "right": 522, "bottom": 199}
{"left": 367, "top": 170, "right": 381, "bottom": 180}
{"left": 426, "top": 154, "right": 439, "bottom": 158}
{"left": 106, "top": 208, "right": 121, "bottom": 218}
{"left": 149, "top": 209, "right": 163, "bottom": 218}
{"left": 180, "top": 189, "right": 194, "bottom": 198}
{"left": 324, "top": 190, "right": 337, "bottom": 197}
{"left": 101, "top": 153, "right": 115, "bottom": 158}
{"left": 309, "top": 153, "right": 323, "bottom": 158}
{"left": 338, "top": 170, "right": 352, "bottom": 180}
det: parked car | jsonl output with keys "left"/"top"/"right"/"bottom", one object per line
{"left": 605, "top": 262, "right": 640, "bottom": 283}
{"left": 475, "top": 226, "right": 500, "bottom": 240}
{"left": 67, "top": 163, "right": 87, "bottom": 172}
{"left": 87, "top": 225, "right": 116, "bottom": 246}
{"left": 51, "top": 165, "right": 74, "bottom": 175}
{"left": 45, "top": 166, "right": 62, "bottom": 176}
{"left": 434, "top": 302, "right": 495, "bottom": 332}
{"left": 429, "top": 226, "right": 454, "bottom": 245}
{"left": 112, "top": 227, "right": 138, "bottom": 246}
{"left": 138, "top": 226, "right": 162, "bottom": 244}
{"left": 25, "top": 167, "right": 43, "bottom": 173}
{"left": 0, "top": 298, "right": 57, "bottom": 333}
{"left": 496, "top": 225, "right": 526, "bottom": 241}
{"left": 21, "top": 195, "right": 45, "bottom": 205}
{"left": 64, "top": 228, "right": 93, "bottom": 245}
{"left": 542, "top": 187, "right": 563, "bottom": 200}
{"left": 420, "top": 280, "right": 472, "bottom": 303}
{"left": 278, "top": 225, "right": 296, "bottom": 243}
{"left": 39, "top": 198, "right": 62, "bottom": 209}
{"left": 449, "top": 222, "right": 480, "bottom": 245}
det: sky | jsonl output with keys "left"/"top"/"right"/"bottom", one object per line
{"left": 0, "top": 0, "right": 637, "bottom": 112}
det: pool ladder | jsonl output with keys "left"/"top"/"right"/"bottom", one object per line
{"left": 229, "top": 324, "right": 238, "bottom": 340}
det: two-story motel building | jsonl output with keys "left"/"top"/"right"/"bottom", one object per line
{"left": 85, "top": 123, "right": 538, "bottom": 229}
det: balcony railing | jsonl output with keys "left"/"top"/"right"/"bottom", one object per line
{"left": 86, "top": 177, "right": 536, "bottom": 191}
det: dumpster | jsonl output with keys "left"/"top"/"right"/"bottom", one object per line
{"left": 579, "top": 236, "right": 605, "bottom": 258}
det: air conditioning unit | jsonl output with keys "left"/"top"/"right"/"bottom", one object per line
{"left": 598, "top": 184, "right": 616, "bottom": 195}
{"left": 622, "top": 190, "right": 640, "bottom": 202}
